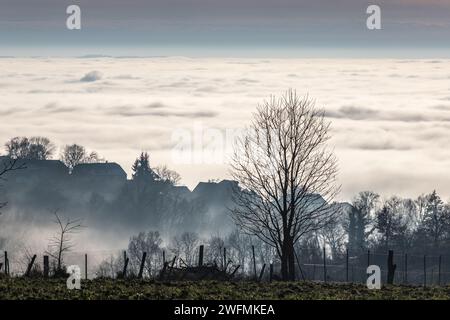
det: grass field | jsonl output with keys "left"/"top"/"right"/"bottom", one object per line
{"left": 1, "top": 278, "right": 450, "bottom": 300}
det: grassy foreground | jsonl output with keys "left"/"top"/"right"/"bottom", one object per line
{"left": 1, "top": 278, "right": 449, "bottom": 300}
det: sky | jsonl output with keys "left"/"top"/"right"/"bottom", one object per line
{"left": 0, "top": 0, "right": 450, "bottom": 57}
{"left": 1, "top": 1, "right": 450, "bottom": 202}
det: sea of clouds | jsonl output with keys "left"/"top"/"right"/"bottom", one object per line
{"left": 1, "top": 57, "right": 450, "bottom": 201}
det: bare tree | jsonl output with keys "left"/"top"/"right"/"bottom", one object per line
{"left": 231, "top": 90, "right": 340, "bottom": 280}
{"left": 206, "top": 235, "right": 226, "bottom": 267}
{"left": 46, "top": 211, "right": 85, "bottom": 274}
{"left": 421, "top": 190, "right": 450, "bottom": 251}
{"left": 170, "top": 232, "right": 200, "bottom": 266}
{"left": 347, "top": 191, "right": 380, "bottom": 252}
{"left": 375, "top": 196, "right": 409, "bottom": 251}
{"left": 226, "top": 229, "right": 250, "bottom": 274}
{"left": 127, "top": 231, "right": 163, "bottom": 277}
{"left": 5, "top": 136, "right": 55, "bottom": 160}
{"left": 61, "top": 144, "right": 104, "bottom": 172}
{"left": 0, "top": 158, "right": 26, "bottom": 212}
{"left": 60, "top": 144, "right": 87, "bottom": 171}
{"left": 320, "top": 206, "right": 347, "bottom": 259}
{"left": 154, "top": 165, "right": 181, "bottom": 186}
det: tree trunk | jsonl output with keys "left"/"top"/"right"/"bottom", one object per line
{"left": 287, "top": 237, "right": 296, "bottom": 281}
{"left": 280, "top": 236, "right": 296, "bottom": 281}
{"left": 288, "top": 249, "right": 296, "bottom": 281}
{"left": 387, "top": 250, "right": 396, "bottom": 284}
{"left": 280, "top": 246, "right": 289, "bottom": 281}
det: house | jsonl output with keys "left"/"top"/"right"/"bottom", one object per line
{"left": 72, "top": 162, "right": 127, "bottom": 180}
{"left": 71, "top": 162, "right": 127, "bottom": 198}
{"left": 0, "top": 157, "right": 69, "bottom": 184}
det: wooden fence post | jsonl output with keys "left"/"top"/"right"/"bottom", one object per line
{"left": 223, "top": 247, "right": 227, "bottom": 270}
{"left": 43, "top": 255, "right": 49, "bottom": 278}
{"left": 323, "top": 247, "right": 327, "bottom": 283}
{"left": 258, "top": 264, "right": 266, "bottom": 282}
{"left": 252, "top": 245, "right": 257, "bottom": 280}
{"left": 198, "top": 245, "right": 204, "bottom": 267}
{"left": 387, "top": 250, "right": 396, "bottom": 284}
{"left": 166, "top": 256, "right": 177, "bottom": 279}
{"left": 122, "top": 251, "right": 129, "bottom": 278}
{"left": 4, "top": 251, "right": 8, "bottom": 275}
{"left": 367, "top": 250, "right": 370, "bottom": 267}
{"left": 138, "top": 252, "right": 147, "bottom": 279}
{"left": 25, "top": 254, "right": 37, "bottom": 277}
{"left": 423, "top": 255, "right": 427, "bottom": 287}
{"left": 230, "top": 265, "right": 240, "bottom": 278}
{"left": 163, "top": 250, "right": 166, "bottom": 265}
{"left": 85, "top": 254, "right": 88, "bottom": 280}
{"left": 346, "top": 248, "right": 349, "bottom": 282}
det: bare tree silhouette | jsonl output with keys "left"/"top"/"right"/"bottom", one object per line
{"left": 231, "top": 89, "right": 340, "bottom": 281}
{"left": 0, "top": 158, "right": 26, "bottom": 212}
{"left": 46, "top": 210, "right": 85, "bottom": 274}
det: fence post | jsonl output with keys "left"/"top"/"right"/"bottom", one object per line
{"left": 138, "top": 252, "right": 147, "bottom": 279}
{"left": 423, "top": 255, "right": 427, "bottom": 287}
{"left": 230, "top": 265, "right": 240, "bottom": 278}
{"left": 85, "top": 254, "right": 88, "bottom": 280}
{"left": 252, "top": 245, "right": 257, "bottom": 280}
{"left": 367, "top": 250, "right": 370, "bottom": 267}
{"left": 346, "top": 248, "right": 349, "bottom": 282}
{"left": 165, "top": 256, "right": 177, "bottom": 279}
{"left": 323, "top": 247, "right": 327, "bottom": 283}
{"left": 163, "top": 250, "right": 166, "bottom": 265}
{"left": 258, "top": 264, "right": 266, "bottom": 282}
{"left": 404, "top": 253, "right": 408, "bottom": 284}
{"left": 43, "top": 255, "right": 49, "bottom": 278}
{"left": 438, "top": 255, "right": 442, "bottom": 286}
{"left": 198, "top": 245, "right": 204, "bottom": 267}
{"left": 223, "top": 247, "right": 227, "bottom": 270}
{"left": 4, "top": 251, "right": 8, "bottom": 275}
{"left": 387, "top": 250, "right": 396, "bottom": 284}
{"left": 122, "top": 251, "right": 129, "bottom": 278}
{"left": 25, "top": 254, "right": 37, "bottom": 277}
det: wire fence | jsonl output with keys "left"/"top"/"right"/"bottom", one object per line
{"left": 1, "top": 248, "right": 449, "bottom": 286}
{"left": 298, "top": 250, "right": 450, "bottom": 286}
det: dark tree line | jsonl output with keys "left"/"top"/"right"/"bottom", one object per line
{"left": 344, "top": 190, "right": 450, "bottom": 256}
